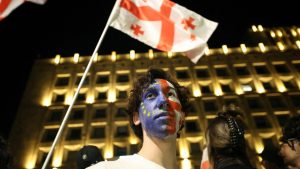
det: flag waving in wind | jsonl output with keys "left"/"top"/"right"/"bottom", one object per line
{"left": 0, "top": 0, "right": 47, "bottom": 21}
{"left": 110, "top": 0, "right": 218, "bottom": 63}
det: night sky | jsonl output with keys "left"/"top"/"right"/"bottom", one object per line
{"left": 0, "top": 0, "right": 299, "bottom": 139}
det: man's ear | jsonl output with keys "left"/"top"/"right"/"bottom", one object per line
{"left": 133, "top": 112, "right": 141, "bottom": 125}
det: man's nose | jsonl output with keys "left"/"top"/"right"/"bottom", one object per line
{"left": 158, "top": 94, "right": 169, "bottom": 109}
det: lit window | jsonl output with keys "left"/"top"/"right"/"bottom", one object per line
{"left": 66, "top": 128, "right": 81, "bottom": 140}
{"left": 117, "top": 91, "right": 128, "bottom": 99}
{"left": 235, "top": 67, "right": 250, "bottom": 76}
{"left": 97, "top": 92, "right": 107, "bottom": 100}
{"left": 96, "top": 75, "right": 109, "bottom": 84}
{"left": 115, "top": 126, "right": 129, "bottom": 137}
{"left": 176, "top": 70, "right": 190, "bottom": 79}
{"left": 262, "top": 81, "right": 277, "bottom": 92}
{"left": 117, "top": 74, "right": 129, "bottom": 83}
{"left": 253, "top": 116, "right": 272, "bottom": 129}
{"left": 203, "top": 100, "right": 218, "bottom": 112}
{"left": 221, "top": 84, "right": 233, "bottom": 93}
{"left": 200, "top": 85, "right": 213, "bottom": 94}
{"left": 242, "top": 84, "right": 253, "bottom": 92}
{"left": 215, "top": 67, "right": 230, "bottom": 77}
{"left": 90, "top": 127, "right": 105, "bottom": 139}
{"left": 53, "top": 93, "right": 65, "bottom": 103}
{"left": 47, "top": 109, "right": 63, "bottom": 122}
{"left": 185, "top": 121, "right": 201, "bottom": 133}
{"left": 55, "top": 77, "right": 69, "bottom": 87}
{"left": 115, "top": 108, "right": 127, "bottom": 118}
{"left": 274, "top": 64, "right": 290, "bottom": 74}
{"left": 196, "top": 69, "right": 210, "bottom": 78}
{"left": 75, "top": 75, "right": 89, "bottom": 86}
{"left": 268, "top": 96, "right": 287, "bottom": 109}
{"left": 188, "top": 104, "right": 197, "bottom": 116}
{"left": 70, "top": 109, "right": 84, "bottom": 120}
{"left": 93, "top": 108, "right": 106, "bottom": 119}
{"left": 76, "top": 93, "right": 86, "bottom": 102}
{"left": 246, "top": 97, "right": 264, "bottom": 110}
{"left": 42, "top": 129, "right": 58, "bottom": 142}
{"left": 255, "top": 66, "right": 270, "bottom": 75}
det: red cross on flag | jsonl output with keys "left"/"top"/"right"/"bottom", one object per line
{"left": 0, "top": 0, "right": 47, "bottom": 21}
{"left": 110, "top": 0, "right": 218, "bottom": 63}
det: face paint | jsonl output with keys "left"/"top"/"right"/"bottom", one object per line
{"left": 138, "top": 79, "right": 184, "bottom": 139}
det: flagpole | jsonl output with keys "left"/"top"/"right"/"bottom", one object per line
{"left": 41, "top": 0, "right": 121, "bottom": 168}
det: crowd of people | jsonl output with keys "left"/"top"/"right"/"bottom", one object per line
{"left": 1, "top": 67, "right": 300, "bottom": 169}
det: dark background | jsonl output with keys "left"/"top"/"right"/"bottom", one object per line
{"left": 0, "top": 0, "right": 299, "bottom": 139}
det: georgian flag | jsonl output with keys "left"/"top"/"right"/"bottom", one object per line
{"left": 0, "top": 0, "right": 47, "bottom": 21}
{"left": 110, "top": 0, "right": 218, "bottom": 63}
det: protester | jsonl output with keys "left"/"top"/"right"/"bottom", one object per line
{"left": 205, "top": 104, "right": 255, "bottom": 169}
{"left": 88, "top": 68, "right": 190, "bottom": 169}
{"left": 279, "top": 114, "right": 300, "bottom": 169}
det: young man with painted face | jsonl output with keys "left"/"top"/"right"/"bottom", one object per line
{"left": 278, "top": 115, "right": 300, "bottom": 169}
{"left": 88, "top": 68, "right": 190, "bottom": 169}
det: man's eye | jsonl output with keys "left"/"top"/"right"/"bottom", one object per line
{"left": 167, "top": 92, "right": 175, "bottom": 97}
{"left": 146, "top": 93, "right": 156, "bottom": 99}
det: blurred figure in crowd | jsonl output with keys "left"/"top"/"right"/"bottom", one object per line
{"left": 279, "top": 114, "right": 300, "bottom": 169}
{"left": 205, "top": 104, "right": 255, "bottom": 169}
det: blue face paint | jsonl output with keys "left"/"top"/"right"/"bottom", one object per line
{"left": 138, "top": 79, "right": 184, "bottom": 139}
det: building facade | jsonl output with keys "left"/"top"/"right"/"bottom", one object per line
{"left": 9, "top": 25, "right": 300, "bottom": 169}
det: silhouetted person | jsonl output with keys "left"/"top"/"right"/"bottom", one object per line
{"left": 77, "top": 145, "right": 104, "bottom": 169}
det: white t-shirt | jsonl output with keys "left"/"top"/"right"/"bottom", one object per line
{"left": 87, "top": 154, "right": 166, "bottom": 169}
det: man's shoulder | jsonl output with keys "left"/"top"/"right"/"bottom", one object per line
{"left": 86, "top": 155, "right": 136, "bottom": 169}
{"left": 86, "top": 154, "right": 165, "bottom": 169}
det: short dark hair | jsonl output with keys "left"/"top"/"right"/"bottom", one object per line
{"left": 281, "top": 114, "right": 300, "bottom": 141}
{"left": 127, "top": 68, "right": 190, "bottom": 140}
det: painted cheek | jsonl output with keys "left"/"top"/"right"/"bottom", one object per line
{"left": 166, "top": 100, "right": 176, "bottom": 134}
{"left": 168, "top": 99, "right": 184, "bottom": 131}
{"left": 140, "top": 102, "right": 152, "bottom": 118}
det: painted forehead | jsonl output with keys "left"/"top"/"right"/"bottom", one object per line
{"left": 147, "top": 79, "right": 175, "bottom": 89}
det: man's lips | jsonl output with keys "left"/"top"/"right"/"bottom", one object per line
{"left": 153, "top": 111, "right": 175, "bottom": 119}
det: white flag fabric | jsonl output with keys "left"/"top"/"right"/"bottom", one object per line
{"left": 110, "top": 0, "right": 218, "bottom": 63}
{"left": 26, "top": 0, "right": 46, "bottom": 5}
{"left": 0, "top": 0, "right": 47, "bottom": 21}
